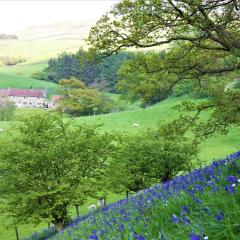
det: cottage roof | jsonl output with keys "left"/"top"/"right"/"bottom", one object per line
{"left": 0, "top": 89, "right": 45, "bottom": 98}
{"left": 52, "top": 95, "right": 62, "bottom": 102}
{"left": 0, "top": 89, "right": 8, "bottom": 97}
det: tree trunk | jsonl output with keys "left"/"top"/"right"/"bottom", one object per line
{"left": 55, "top": 222, "right": 64, "bottom": 232}
{"left": 48, "top": 222, "right": 50, "bottom": 229}
{"left": 76, "top": 205, "right": 80, "bottom": 217}
{"left": 14, "top": 226, "right": 19, "bottom": 240}
{"left": 126, "top": 190, "right": 129, "bottom": 199}
{"left": 162, "top": 171, "right": 172, "bottom": 183}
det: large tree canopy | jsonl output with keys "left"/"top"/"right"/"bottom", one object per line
{"left": 88, "top": 0, "right": 240, "bottom": 135}
{"left": 0, "top": 113, "right": 115, "bottom": 231}
{"left": 89, "top": 0, "right": 240, "bottom": 59}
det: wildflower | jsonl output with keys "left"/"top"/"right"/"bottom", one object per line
{"left": 99, "top": 229, "right": 104, "bottom": 236}
{"left": 134, "top": 234, "right": 145, "bottom": 240}
{"left": 88, "top": 234, "right": 98, "bottom": 240}
{"left": 226, "top": 175, "right": 237, "bottom": 184}
{"left": 171, "top": 214, "right": 179, "bottom": 224}
{"left": 189, "top": 233, "right": 201, "bottom": 240}
{"left": 224, "top": 185, "right": 235, "bottom": 194}
{"left": 214, "top": 211, "right": 224, "bottom": 221}
{"left": 182, "top": 216, "right": 190, "bottom": 225}
{"left": 181, "top": 205, "right": 190, "bottom": 215}
{"left": 120, "top": 209, "right": 125, "bottom": 215}
{"left": 119, "top": 223, "right": 124, "bottom": 231}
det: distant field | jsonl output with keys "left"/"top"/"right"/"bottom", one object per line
{"left": 0, "top": 39, "right": 84, "bottom": 64}
{"left": 0, "top": 38, "right": 84, "bottom": 97}
{"left": 0, "top": 61, "right": 47, "bottom": 78}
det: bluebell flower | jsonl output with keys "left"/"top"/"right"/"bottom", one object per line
{"left": 226, "top": 175, "right": 237, "bottom": 184}
{"left": 189, "top": 233, "right": 201, "bottom": 240}
{"left": 181, "top": 205, "right": 190, "bottom": 215}
{"left": 224, "top": 185, "right": 235, "bottom": 194}
{"left": 88, "top": 234, "right": 98, "bottom": 240}
{"left": 119, "top": 223, "right": 124, "bottom": 231}
{"left": 171, "top": 214, "right": 179, "bottom": 224}
{"left": 134, "top": 234, "right": 145, "bottom": 240}
{"left": 214, "top": 211, "right": 224, "bottom": 221}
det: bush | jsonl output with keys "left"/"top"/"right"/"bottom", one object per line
{"left": 108, "top": 119, "right": 199, "bottom": 193}
{"left": 0, "top": 56, "right": 26, "bottom": 66}
{"left": 0, "top": 98, "right": 16, "bottom": 121}
{"left": 31, "top": 71, "right": 47, "bottom": 80}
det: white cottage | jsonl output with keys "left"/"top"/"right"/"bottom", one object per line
{"left": 0, "top": 89, "right": 46, "bottom": 108}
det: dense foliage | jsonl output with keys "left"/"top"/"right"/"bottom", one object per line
{"left": 26, "top": 152, "right": 240, "bottom": 240}
{"left": 57, "top": 77, "right": 123, "bottom": 116}
{"left": 88, "top": 0, "right": 240, "bottom": 135}
{"left": 37, "top": 49, "right": 133, "bottom": 92}
{"left": 0, "top": 112, "right": 116, "bottom": 231}
{"left": 108, "top": 118, "right": 199, "bottom": 193}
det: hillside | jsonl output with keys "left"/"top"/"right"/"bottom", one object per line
{"left": 0, "top": 97, "right": 239, "bottom": 240}
{"left": 17, "top": 20, "right": 95, "bottom": 41}
{"left": 0, "top": 71, "right": 58, "bottom": 98}
{"left": 0, "top": 20, "right": 95, "bottom": 64}
{"left": 0, "top": 97, "right": 239, "bottom": 160}
{"left": 0, "top": 39, "right": 83, "bottom": 64}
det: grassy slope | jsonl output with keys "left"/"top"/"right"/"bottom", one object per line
{"left": 0, "top": 97, "right": 239, "bottom": 239}
{"left": 50, "top": 153, "right": 240, "bottom": 240}
{"left": 0, "top": 39, "right": 83, "bottom": 63}
{"left": 75, "top": 97, "right": 240, "bottom": 161}
{"left": 0, "top": 38, "right": 85, "bottom": 97}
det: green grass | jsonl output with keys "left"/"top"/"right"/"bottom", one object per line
{"left": 0, "top": 192, "right": 125, "bottom": 240}
{"left": 0, "top": 71, "right": 59, "bottom": 98}
{"left": 0, "top": 38, "right": 84, "bottom": 98}
{"left": 0, "top": 39, "right": 83, "bottom": 64}
{"left": 0, "top": 61, "right": 48, "bottom": 78}
{"left": 0, "top": 97, "right": 239, "bottom": 239}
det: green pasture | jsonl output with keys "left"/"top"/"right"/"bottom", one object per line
{"left": 0, "top": 39, "right": 83, "bottom": 64}
{"left": 0, "top": 71, "right": 59, "bottom": 98}
{"left": 0, "top": 98, "right": 239, "bottom": 239}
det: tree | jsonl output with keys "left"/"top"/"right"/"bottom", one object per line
{"left": 88, "top": 0, "right": 240, "bottom": 136}
{"left": 0, "top": 97, "right": 16, "bottom": 121}
{"left": 0, "top": 112, "right": 115, "bottom": 231}
{"left": 58, "top": 77, "right": 101, "bottom": 116}
{"left": 107, "top": 118, "right": 199, "bottom": 194}
{"left": 42, "top": 49, "right": 133, "bottom": 92}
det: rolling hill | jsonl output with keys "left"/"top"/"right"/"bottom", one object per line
{"left": 17, "top": 20, "right": 96, "bottom": 41}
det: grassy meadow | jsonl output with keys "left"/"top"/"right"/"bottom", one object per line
{"left": 0, "top": 39, "right": 84, "bottom": 64}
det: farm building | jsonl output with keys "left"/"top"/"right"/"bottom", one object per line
{"left": 0, "top": 88, "right": 46, "bottom": 108}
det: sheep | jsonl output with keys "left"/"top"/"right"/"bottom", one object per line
{"left": 97, "top": 198, "right": 105, "bottom": 208}
{"left": 87, "top": 204, "right": 96, "bottom": 211}
{"left": 133, "top": 123, "right": 140, "bottom": 127}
